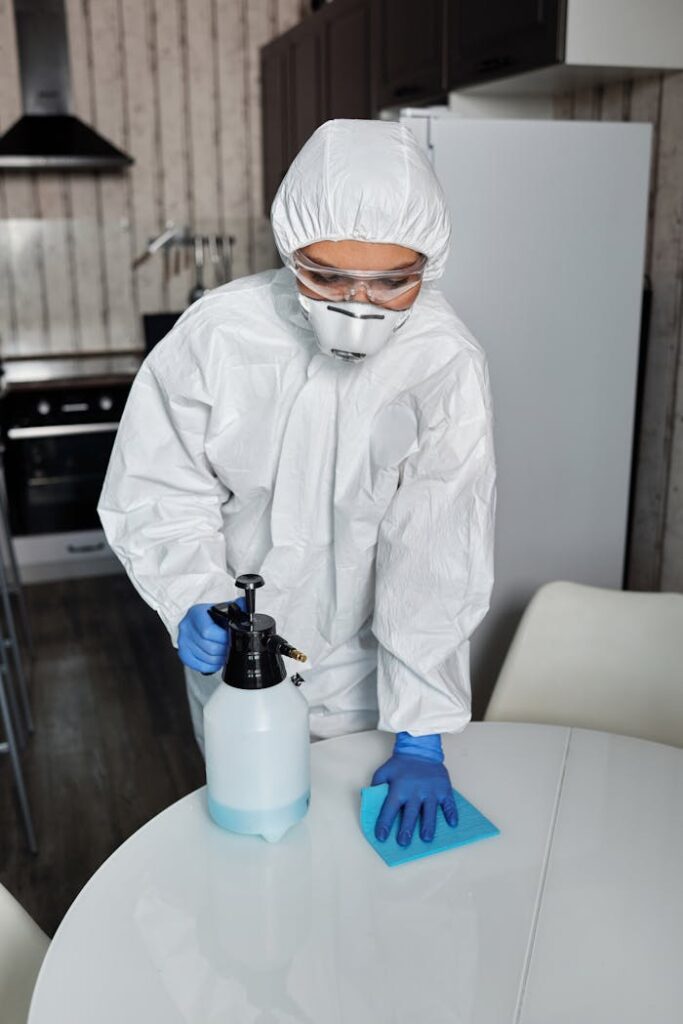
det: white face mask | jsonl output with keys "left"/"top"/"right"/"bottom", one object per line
{"left": 297, "top": 295, "right": 412, "bottom": 362}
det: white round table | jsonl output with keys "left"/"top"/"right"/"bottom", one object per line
{"left": 28, "top": 723, "right": 683, "bottom": 1024}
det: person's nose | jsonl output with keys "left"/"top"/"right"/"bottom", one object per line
{"left": 348, "top": 281, "right": 372, "bottom": 303}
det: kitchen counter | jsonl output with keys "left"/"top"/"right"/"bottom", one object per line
{"left": 0, "top": 351, "right": 143, "bottom": 392}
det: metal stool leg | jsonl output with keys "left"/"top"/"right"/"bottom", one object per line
{"left": 0, "top": 481, "right": 34, "bottom": 659}
{"left": 0, "top": 647, "right": 37, "bottom": 853}
{"left": 0, "top": 620, "right": 27, "bottom": 750}
{"left": 0, "top": 554, "right": 34, "bottom": 735}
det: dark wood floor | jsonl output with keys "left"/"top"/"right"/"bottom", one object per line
{"left": 0, "top": 573, "right": 204, "bottom": 937}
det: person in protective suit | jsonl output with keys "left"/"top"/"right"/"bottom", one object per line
{"left": 98, "top": 119, "right": 496, "bottom": 848}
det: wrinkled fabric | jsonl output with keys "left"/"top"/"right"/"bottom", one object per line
{"left": 98, "top": 119, "right": 496, "bottom": 738}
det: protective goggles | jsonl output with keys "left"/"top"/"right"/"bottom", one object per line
{"left": 292, "top": 250, "right": 427, "bottom": 305}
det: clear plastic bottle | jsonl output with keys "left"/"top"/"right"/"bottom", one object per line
{"left": 203, "top": 574, "right": 310, "bottom": 843}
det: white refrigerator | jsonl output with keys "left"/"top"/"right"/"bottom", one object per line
{"left": 401, "top": 110, "right": 652, "bottom": 713}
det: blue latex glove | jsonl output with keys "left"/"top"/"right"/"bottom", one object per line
{"left": 177, "top": 598, "right": 246, "bottom": 674}
{"left": 371, "top": 732, "right": 458, "bottom": 847}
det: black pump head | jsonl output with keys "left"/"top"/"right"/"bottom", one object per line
{"left": 235, "top": 572, "right": 264, "bottom": 620}
{"left": 209, "top": 574, "right": 306, "bottom": 690}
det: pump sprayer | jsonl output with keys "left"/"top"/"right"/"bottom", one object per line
{"left": 203, "top": 573, "right": 311, "bottom": 843}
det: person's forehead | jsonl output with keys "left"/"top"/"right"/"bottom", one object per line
{"left": 301, "top": 239, "right": 419, "bottom": 271}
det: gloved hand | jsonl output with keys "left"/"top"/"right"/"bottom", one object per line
{"left": 177, "top": 598, "right": 246, "bottom": 674}
{"left": 372, "top": 732, "right": 458, "bottom": 847}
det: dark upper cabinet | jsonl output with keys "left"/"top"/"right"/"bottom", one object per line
{"left": 323, "top": 0, "right": 374, "bottom": 120}
{"left": 448, "top": 0, "right": 566, "bottom": 89}
{"left": 261, "top": 37, "right": 290, "bottom": 213}
{"left": 261, "top": 0, "right": 568, "bottom": 211}
{"left": 373, "top": 0, "right": 446, "bottom": 109}
{"left": 261, "top": 0, "right": 374, "bottom": 212}
{"left": 288, "top": 20, "right": 324, "bottom": 160}
{"left": 262, "top": 21, "right": 325, "bottom": 213}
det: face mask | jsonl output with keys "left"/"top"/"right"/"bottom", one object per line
{"left": 297, "top": 295, "right": 412, "bottom": 362}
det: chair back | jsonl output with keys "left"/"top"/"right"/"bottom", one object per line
{"left": 0, "top": 882, "right": 49, "bottom": 1024}
{"left": 485, "top": 581, "right": 683, "bottom": 748}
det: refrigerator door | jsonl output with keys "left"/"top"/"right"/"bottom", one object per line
{"left": 403, "top": 113, "right": 651, "bottom": 710}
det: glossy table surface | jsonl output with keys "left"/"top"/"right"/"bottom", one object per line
{"left": 28, "top": 723, "right": 683, "bottom": 1024}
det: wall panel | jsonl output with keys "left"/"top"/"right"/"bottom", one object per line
{"left": 555, "top": 71, "right": 683, "bottom": 591}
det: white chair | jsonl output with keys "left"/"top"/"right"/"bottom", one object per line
{"left": 485, "top": 581, "right": 683, "bottom": 748}
{"left": 0, "top": 883, "right": 49, "bottom": 1024}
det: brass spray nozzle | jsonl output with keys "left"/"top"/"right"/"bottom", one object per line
{"left": 269, "top": 636, "right": 308, "bottom": 663}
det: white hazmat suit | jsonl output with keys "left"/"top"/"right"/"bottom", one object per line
{"left": 98, "top": 119, "right": 496, "bottom": 746}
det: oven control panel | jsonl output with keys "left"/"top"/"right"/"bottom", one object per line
{"left": 2, "top": 380, "right": 131, "bottom": 432}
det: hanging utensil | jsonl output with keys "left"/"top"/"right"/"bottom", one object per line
{"left": 215, "top": 235, "right": 225, "bottom": 286}
{"left": 209, "top": 234, "right": 222, "bottom": 288}
{"left": 162, "top": 245, "right": 170, "bottom": 293}
{"left": 222, "top": 234, "right": 235, "bottom": 285}
{"left": 188, "top": 233, "right": 206, "bottom": 305}
{"left": 203, "top": 235, "right": 211, "bottom": 290}
{"left": 132, "top": 222, "right": 179, "bottom": 269}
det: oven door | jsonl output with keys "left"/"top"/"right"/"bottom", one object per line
{"left": 5, "top": 422, "right": 119, "bottom": 535}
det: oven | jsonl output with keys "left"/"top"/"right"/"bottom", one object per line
{"left": 3, "top": 380, "right": 130, "bottom": 536}
{"left": 0, "top": 353, "right": 140, "bottom": 581}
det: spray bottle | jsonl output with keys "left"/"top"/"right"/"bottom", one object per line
{"left": 203, "top": 573, "right": 311, "bottom": 843}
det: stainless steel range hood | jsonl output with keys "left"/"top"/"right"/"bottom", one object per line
{"left": 0, "top": 0, "right": 133, "bottom": 171}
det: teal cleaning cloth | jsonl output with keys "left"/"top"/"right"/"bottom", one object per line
{"left": 360, "top": 783, "right": 500, "bottom": 867}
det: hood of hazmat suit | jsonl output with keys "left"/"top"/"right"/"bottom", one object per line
{"left": 273, "top": 118, "right": 451, "bottom": 363}
{"left": 98, "top": 119, "right": 496, "bottom": 742}
{"left": 271, "top": 118, "right": 451, "bottom": 280}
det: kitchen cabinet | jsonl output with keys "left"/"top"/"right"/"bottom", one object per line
{"left": 261, "top": 0, "right": 374, "bottom": 212}
{"left": 262, "top": 21, "right": 324, "bottom": 209}
{"left": 448, "top": 0, "right": 564, "bottom": 90}
{"left": 373, "top": 0, "right": 446, "bottom": 109}
{"left": 261, "top": 37, "right": 290, "bottom": 213}
{"left": 449, "top": 0, "right": 683, "bottom": 96}
{"left": 288, "top": 21, "right": 324, "bottom": 158}
{"left": 323, "top": 0, "right": 373, "bottom": 120}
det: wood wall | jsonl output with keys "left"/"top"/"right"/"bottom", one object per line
{"left": 0, "top": 0, "right": 302, "bottom": 357}
{"left": 555, "top": 74, "right": 683, "bottom": 593}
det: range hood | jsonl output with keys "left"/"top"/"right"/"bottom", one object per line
{"left": 0, "top": 0, "right": 133, "bottom": 171}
